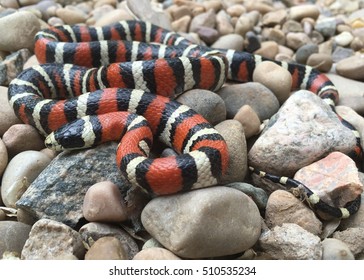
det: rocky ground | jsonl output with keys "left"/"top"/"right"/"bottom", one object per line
{"left": 0, "top": 0, "right": 364, "bottom": 260}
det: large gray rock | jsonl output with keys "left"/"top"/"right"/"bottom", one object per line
{"left": 16, "top": 142, "right": 132, "bottom": 228}
{"left": 141, "top": 186, "right": 262, "bottom": 259}
{"left": 248, "top": 90, "right": 357, "bottom": 177}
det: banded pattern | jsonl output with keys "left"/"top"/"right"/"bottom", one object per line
{"left": 249, "top": 167, "right": 361, "bottom": 219}
{"left": 8, "top": 20, "right": 362, "bottom": 217}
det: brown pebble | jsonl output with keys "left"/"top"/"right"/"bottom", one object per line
{"left": 133, "top": 247, "right": 181, "bottom": 260}
{"left": 306, "top": 53, "right": 333, "bottom": 73}
{"left": 233, "top": 105, "right": 261, "bottom": 138}
{"left": 85, "top": 236, "right": 128, "bottom": 260}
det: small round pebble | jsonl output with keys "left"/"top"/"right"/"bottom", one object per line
{"left": 85, "top": 236, "right": 128, "bottom": 260}
{"left": 336, "top": 55, "right": 364, "bottom": 81}
{"left": 83, "top": 181, "right": 128, "bottom": 223}
{"left": 253, "top": 61, "right": 292, "bottom": 104}
{"left": 254, "top": 41, "right": 279, "bottom": 60}
{"left": 233, "top": 105, "right": 261, "bottom": 138}
{"left": 0, "top": 87, "right": 22, "bottom": 136}
{"left": 211, "top": 34, "right": 244, "bottom": 51}
{"left": 307, "top": 53, "right": 333, "bottom": 73}
{"left": 55, "top": 6, "right": 87, "bottom": 25}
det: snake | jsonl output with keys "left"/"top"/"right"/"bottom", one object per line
{"left": 8, "top": 20, "right": 362, "bottom": 218}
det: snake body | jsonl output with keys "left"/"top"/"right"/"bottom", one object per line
{"left": 8, "top": 20, "right": 362, "bottom": 217}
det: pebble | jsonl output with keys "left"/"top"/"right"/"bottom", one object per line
{"left": 262, "top": 9, "right": 287, "bottom": 27}
{"left": 294, "top": 152, "right": 363, "bottom": 217}
{"left": 2, "top": 124, "right": 45, "bottom": 158}
{"left": 189, "top": 8, "right": 216, "bottom": 33}
{"left": 315, "top": 18, "right": 337, "bottom": 38}
{"left": 55, "top": 6, "right": 87, "bottom": 24}
{"left": 0, "top": 221, "right": 31, "bottom": 258}
{"left": 282, "top": 19, "right": 303, "bottom": 33}
{"left": 21, "top": 219, "right": 85, "bottom": 260}
{"left": 196, "top": 26, "right": 219, "bottom": 44}
{"left": 244, "top": 31, "right": 261, "bottom": 53}
{"left": 259, "top": 223, "right": 322, "bottom": 260}
{"left": 171, "top": 15, "right": 191, "bottom": 33}
{"left": 331, "top": 46, "right": 355, "bottom": 62}
{"left": 0, "top": 138, "right": 8, "bottom": 177}
{"left": 176, "top": 89, "right": 226, "bottom": 125}
{"left": 1, "top": 150, "right": 52, "bottom": 208}
{"left": 94, "top": 8, "right": 134, "bottom": 26}
{"left": 79, "top": 222, "right": 139, "bottom": 259}
{"left": 265, "top": 190, "right": 322, "bottom": 236}
{"left": 226, "top": 4, "right": 246, "bottom": 17}
{"left": 235, "top": 15, "right": 254, "bottom": 37}
{"left": 306, "top": 53, "right": 333, "bottom": 72}
{"left": 335, "top": 31, "right": 354, "bottom": 47}
{"left": 254, "top": 41, "right": 279, "bottom": 60}
{"left": 85, "top": 236, "right": 128, "bottom": 260}
{"left": 336, "top": 55, "right": 364, "bottom": 81}
{"left": 0, "top": 11, "right": 41, "bottom": 52}
{"left": 215, "top": 120, "right": 248, "bottom": 184}
{"left": 252, "top": 61, "right": 292, "bottom": 104}
{"left": 233, "top": 104, "right": 261, "bottom": 138}
{"left": 83, "top": 181, "right": 129, "bottom": 223}
{"left": 218, "top": 82, "right": 280, "bottom": 121}
{"left": 211, "top": 34, "right": 244, "bottom": 51}
{"left": 0, "top": 209, "right": 6, "bottom": 220}
{"left": 133, "top": 248, "right": 181, "bottom": 260}
{"left": 295, "top": 43, "right": 319, "bottom": 65}
{"left": 226, "top": 182, "right": 268, "bottom": 210}
{"left": 16, "top": 142, "right": 131, "bottom": 228}
{"left": 248, "top": 90, "right": 357, "bottom": 177}
{"left": 288, "top": 4, "right": 320, "bottom": 21}
{"left": 321, "top": 238, "right": 355, "bottom": 260}
{"left": 216, "top": 10, "right": 234, "bottom": 36}
{"left": 262, "top": 28, "right": 286, "bottom": 46}
{"left": 286, "top": 32, "right": 312, "bottom": 50}
{"left": 333, "top": 227, "right": 364, "bottom": 257}
{"left": 141, "top": 186, "right": 261, "bottom": 258}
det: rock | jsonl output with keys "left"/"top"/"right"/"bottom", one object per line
{"left": 0, "top": 11, "right": 41, "bottom": 52}
{"left": 2, "top": 124, "right": 45, "bottom": 157}
{"left": 0, "top": 209, "right": 6, "bottom": 220}
{"left": 289, "top": 4, "right": 320, "bottom": 21}
{"left": 294, "top": 152, "right": 363, "bottom": 215}
{"left": 321, "top": 238, "right": 355, "bottom": 260}
{"left": 226, "top": 4, "right": 246, "bottom": 17}
{"left": 335, "top": 31, "right": 354, "bottom": 47}
{"left": 141, "top": 186, "right": 261, "bottom": 258}
{"left": 335, "top": 106, "right": 364, "bottom": 148}
{"left": 0, "top": 86, "right": 21, "bottom": 137}
{"left": 21, "top": 219, "right": 85, "bottom": 260}
{"left": 126, "top": 0, "right": 171, "bottom": 29}
{"left": 0, "top": 221, "right": 31, "bottom": 259}
{"left": 252, "top": 61, "right": 292, "bottom": 104}
{"left": 248, "top": 90, "right": 357, "bottom": 177}
{"left": 0, "top": 48, "right": 32, "bottom": 86}
{"left": 282, "top": 20, "right": 303, "bottom": 33}
{"left": 196, "top": 26, "right": 219, "bottom": 44}
{"left": 133, "top": 248, "right": 181, "bottom": 260}
{"left": 216, "top": 10, "right": 233, "bottom": 36}
{"left": 244, "top": 31, "right": 261, "bottom": 53}
{"left": 218, "top": 82, "right": 279, "bottom": 121}
{"left": 94, "top": 8, "right": 134, "bottom": 26}
{"left": 295, "top": 44, "right": 319, "bottom": 65}
{"left": 79, "top": 222, "right": 139, "bottom": 259}
{"left": 211, "top": 34, "right": 244, "bottom": 51}
{"left": 189, "top": 8, "right": 216, "bottom": 33}
{"left": 265, "top": 190, "right": 322, "bottom": 235}
{"left": 85, "top": 236, "right": 128, "bottom": 260}
{"left": 16, "top": 142, "right": 131, "bottom": 227}
{"left": 176, "top": 89, "right": 226, "bottom": 125}
{"left": 83, "top": 181, "right": 129, "bottom": 223}
{"left": 0, "top": 138, "right": 8, "bottom": 176}
{"left": 262, "top": 9, "right": 287, "bottom": 27}
{"left": 254, "top": 41, "right": 279, "bottom": 60}
{"left": 307, "top": 53, "right": 333, "bottom": 73}
{"left": 262, "top": 28, "right": 285, "bottom": 46}
{"left": 259, "top": 223, "right": 322, "bottom": 260}
{"left": 215, "top": 120, "right": 248, "bottom": 184}
{"left": 286, "top": 32, "right": 312, "bottom": 50}
{"left": 336, "top": 55, "right": 364, "bottom": 81}
{"left": 142, "top": 238, "right": 163, "bottom": 250}
{"left": 233, "top": 104, "right": 261, "bottom": 138}
{"left": 171, "top": 15, "right": 191, "bottom": 33}
{"left": 333, "top": 228, "right": 364, "bottom": 256}
{"left": 315, "top": 18, "right": 337, "bottom": 38}
{"left": 0, "top": 0, "right": 19, "bottom": 9}
{"left": 235, "top": 15, "right": 254, "bottom": 37}
{"left": 226, "top": 182, "right": 268, "bottom": 210}
{"left": 331, "top": 46, "right": 355, "bottom": 63}
{"left": 169, "top": 5, "right": 191, "bottom": 20}
{"left": 1, "top": 150, "right": 52, "bottom": 208}
{"left": 351, "top": 37, "right": 364, "bottom": 51}
{"left": 55, "top": 6, "right": 87, "bottom": 25}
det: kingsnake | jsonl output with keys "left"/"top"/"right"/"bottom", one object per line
{"left": 8, "top": 20, "right": 362, "bottom": 218}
